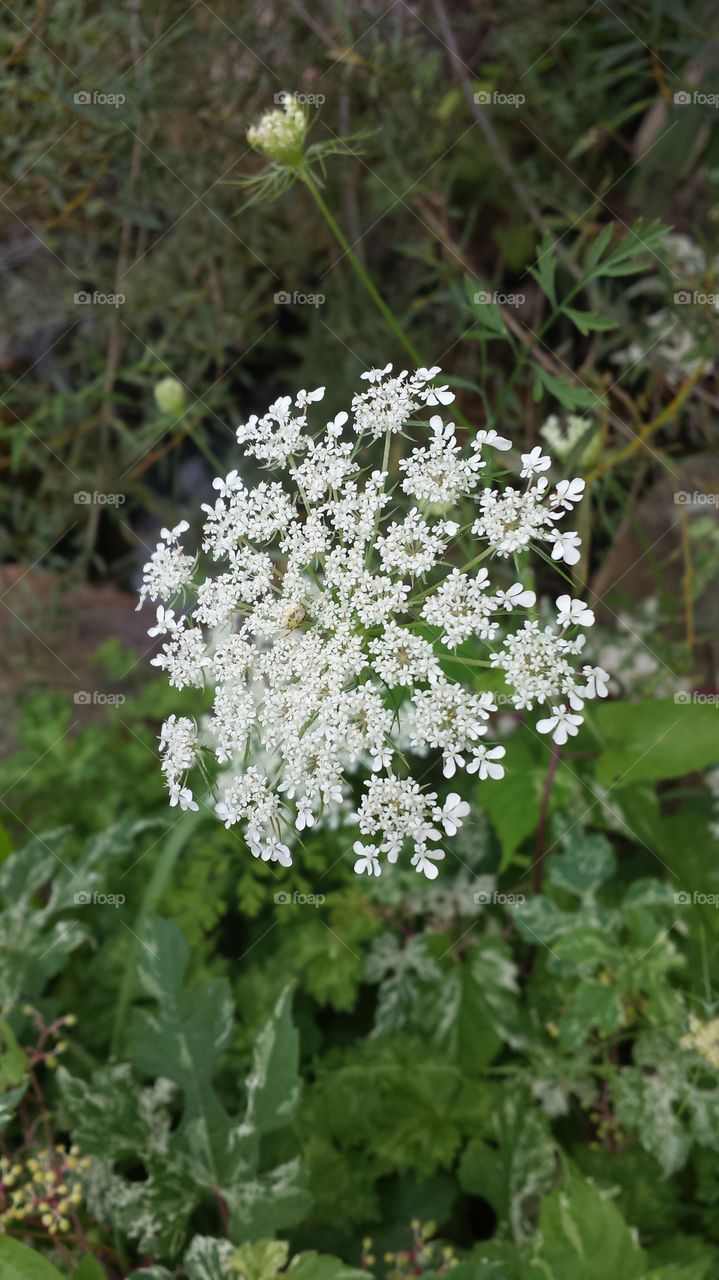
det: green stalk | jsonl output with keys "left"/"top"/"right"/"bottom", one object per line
{"left": 302, "top": 171, "right": 423, "bottom": 367}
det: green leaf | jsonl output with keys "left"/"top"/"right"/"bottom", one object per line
{"left": 230, "top": 1239, "right": 288, "bottom": 1280}
{"left": 244, "top": 987, "right": 301, "bottom": 1135}
{"left": 288, "top": 1253, "right": 368, "bottom": 1279}
{"left": 183, "top": 1235, "right": 235, "bottom": 1280}
{"left": 525, "top": 1164, "right": 646, "bottom": 1278}
{"left": 72, "top": 1259, "right": 107, "bottom": 1280}
{"left": 476, "top": 739, "right": 543, "bottom": 865}
{"left": 533, "top": 366, "right": 601, "bottom": 410}
{"left": 529, "top": 236, "right": 557, "bottom": 306}
{"left": 563, "top": 306, "right": 616, "bottom": 335}
{"left": 131, "top": 915, "right": 234, "bottom": 1177}
{"left": 459, "top": 1089, "right": 558, "bottom": 1242}
{"left": 0, "top": 1238, "right": 64, "bottom": 1280}
{"left": 546, "top": 832, "right": 616, "bottom": 897}
{"left": 585, "top": 223, "right": 614, "bottom": 270}
{"left": 432, "top": 941, "right": 519, "bottom": 1068}
{"left": 0, "top": 1080, "right": 28, "bottom": 1130}
{"left": 0, "top": 1017, "right": 27, "bottom": 1088}
{"left": 594, "top": 699, "right": 719, "bottom": 787}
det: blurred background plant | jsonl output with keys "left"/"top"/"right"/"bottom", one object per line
{"left": 2, "top": 1, "right": 719, "bottom": 1277}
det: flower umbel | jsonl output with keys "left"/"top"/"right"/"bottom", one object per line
{"left": 247, "top": 93, "right": 307, "bottom": 165}
{"left": 138, "top": 364, "right": 605, "bottom": 877}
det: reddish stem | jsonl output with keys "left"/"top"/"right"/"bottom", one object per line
{"left": 533, "top": 741, "right": 562, "bottom": 894}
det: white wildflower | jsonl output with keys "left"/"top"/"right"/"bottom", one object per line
{"left": 139, "top": 364, "right": 600, "bottom": 876}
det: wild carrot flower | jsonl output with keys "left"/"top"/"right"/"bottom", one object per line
{"left": 138, "top": 364, "right": 606, "bottom": 876}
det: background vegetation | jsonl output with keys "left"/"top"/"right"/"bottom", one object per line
{"left": 1, "top": 1, "right": 719, "bottom": 1277}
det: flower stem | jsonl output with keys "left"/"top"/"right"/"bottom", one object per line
{"left": 302, "top": 171, "right": 423, "bottom": 366}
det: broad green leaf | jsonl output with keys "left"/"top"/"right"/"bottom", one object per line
{"left": 476, "top": 739, "right": 543, "bottom": 865}
{"left": 288, "top": 1253, "right": 368, "bottom": 1279}
{"left": 459, "top": 1089, "right": 558, "bottom": 1242}
{"left": 432, "top": 941, "right": 519, "bottom": 1068}
{"left": 184, "top": 1235, "right": 235, "bottom": 1280}
{"left": 244, "top": 987, "right": 301, "bottom": 1135}
{"left": 0, "top": 1238, "right": 64, "bottom": 1280}
{"left": 230, "top": 1239, "right": 289, "bottom": 1280}
{"left": 546, "top": 832, "right": 616, "bottom": 897}
{"left": 0, "top": 1017, "right": 27, "bottom": 1088}
{"left": 72, "top": 1259, "right": 107, "bottom": 1280}
{"left": 594, "top": 699, "right": 719, "bottom": 787}
{"left": 131, "top": 915, "right": 234, "bottom": 1177}
{"left": 525, "top": 1164, "right": 646, "bottom": 1278}
{"left": 0, "top": 1080, "right": 28, "bottom": 1130}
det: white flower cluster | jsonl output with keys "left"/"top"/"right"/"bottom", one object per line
{"left": 138, "top": 364, "right": 608, "bottom": 878}
{"left": 246, "top": 94, "right": 307, "bottom": 163}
